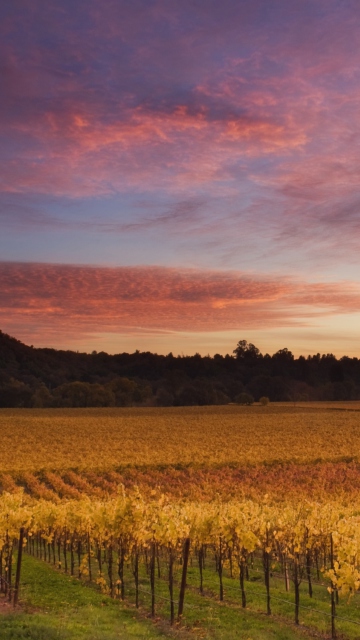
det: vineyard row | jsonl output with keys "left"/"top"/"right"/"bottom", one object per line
{"left": 2, "top": 491, "right": 360, "bottom": 637}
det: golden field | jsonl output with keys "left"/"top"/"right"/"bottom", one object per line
{"left": 2, "top": 403, "right": 360, "bottom": 472}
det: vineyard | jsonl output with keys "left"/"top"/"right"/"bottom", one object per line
{"left": 2, "top": 404, "right": 360, "bottom": 471}
{"left": 2, "top": 405, "right": 360, "bottom": 639}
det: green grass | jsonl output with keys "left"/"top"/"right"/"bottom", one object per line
{"left": 117, "top": 551, "right": 360, "bottom": 639}
{"left": 0, "top": 555, "right": 169, "bottom": 640}
{"left": 180, "top": 557, "right": 360, "bottom": 639}
{"left": 3, "top": 551, "right": 360, "bottom": 639}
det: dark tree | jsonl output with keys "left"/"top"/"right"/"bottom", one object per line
{"left": 233, "top": 340, "right": 261, "bottom": 360}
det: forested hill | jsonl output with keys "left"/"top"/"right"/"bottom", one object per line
{"left": 0, "top": 331, "right": 359, "bottom": 408}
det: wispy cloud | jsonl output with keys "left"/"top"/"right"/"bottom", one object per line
{"left": 2, "top": 0, "right": 360, "bottom": 348}
{"left": 2, "top": 263, "right": 360, "bottom": 346}
{"left": 0, "top": 98, "right": 307, "bottom": 199}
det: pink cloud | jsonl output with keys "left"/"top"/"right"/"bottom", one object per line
{"left": 1, "top": 262, "right": 360, "bottom": 346}
{"left": 0, "top": 97, "right": 308, "bottom": 198}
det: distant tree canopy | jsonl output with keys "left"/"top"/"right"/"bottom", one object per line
{"left": 233, "top": 340, "right": 261, "bottom": 360}
{"left": 1, "top": 330, "right": 360, "bottom": 407}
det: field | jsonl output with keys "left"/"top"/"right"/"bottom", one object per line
{"left": 2, "top": 404, "right": 360, "bottom": 472}
{"left": 2, "top": 404, "right": 360, "bottom": 639}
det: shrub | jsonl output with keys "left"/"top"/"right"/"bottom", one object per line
{"left": 235, "top": 392, "right": 254, "bottom": 406}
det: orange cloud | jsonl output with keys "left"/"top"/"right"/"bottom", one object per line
{"left": 1, "top": 262, "right": 360, "bottom": 347}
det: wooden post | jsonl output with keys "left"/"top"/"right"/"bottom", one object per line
{"left": 70, "top": 538, "right": 74, "bottom": 576}
{"left": 239, "top": 555, "right": 247, "bottom": 608}
{"left": 263, "top": 546, "right": 271, "bottom": 615}
{"left": 108, "top": 545, "right": 114, "bottom": 598}
{"left": 198, "top": 546, "right": 203, "bottom": 594}
{"left": 218, "top": 537, "right": 224, "bottom": 601}
{"left": 4, "top": 532, "right": 9, "bottom": 597}
{"left": 87, "top": 532, "right": 92, "bottom": 581}
{"left": 77, "top": 540, "right": 82, "bottom": 578}
{"left": 7, "top": 546, "right": 13, "bottom": 602}
{"left": 118, "top": 543, "right": 125, "bottom": 601}
{"left": 133, "top": 550, "right": 139, "bottom": 608}
{"left": 150, "top": 542, "right": 156, "bottom": 617}
{"left": 306, "top": 550, "right": 313, "bottom": 598}
{"left": 13, "top": 528, "right": 25, "bottom": 607}
{"left": 178, "top": 538, "right": 190, "bottom": 620}
{"left": 0, "top": 550, "right": 3, "bottom": 593}
{"left": 168, "top": 547, "right": 175, "bottom": 625}
{"left": 284, "top": 559, "right": 290, "bottom": 592}
{"left": 330, "top": 534, "right": 336, "bottom": 639}
{"left": 64, "top": 529, "right": 68, "bottom": 573}
{"left": 294, "top": 554, "right": 300, "bottom": 625}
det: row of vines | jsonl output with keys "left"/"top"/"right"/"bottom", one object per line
{"left": 2, "top": 490, "right": 360, "bottom": 638}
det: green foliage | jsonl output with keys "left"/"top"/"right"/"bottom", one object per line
{"left": 106, "top": 377, "right": 152, "bottom": 407}
{"left": 2, "top": 329, "right": 360, "bottom": 406}
{"left": 0, "top": 378, "right": 32, "bottom": 408}
{"left": 235, "top": 392, "right": 254, "bottom": 405}
{"left": 259, "top": 396, "right": 270, "bottom": 406}
{"left": 53, "top": 382, "right": 115, "bottom": 408}
{"left": 31, "top": 384, "right": 53, "bottom": 408}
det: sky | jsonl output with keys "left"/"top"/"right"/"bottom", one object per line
{"left": 2, "top": 0, "right": 360, "bottom": 357}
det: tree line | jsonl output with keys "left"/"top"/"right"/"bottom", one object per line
{"left": 0, "top": 331, "right": 360, "bottom": 408}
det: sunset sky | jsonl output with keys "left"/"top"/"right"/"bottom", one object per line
{"left": 2, "top": 0, "right": 360, "bottom": 357}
